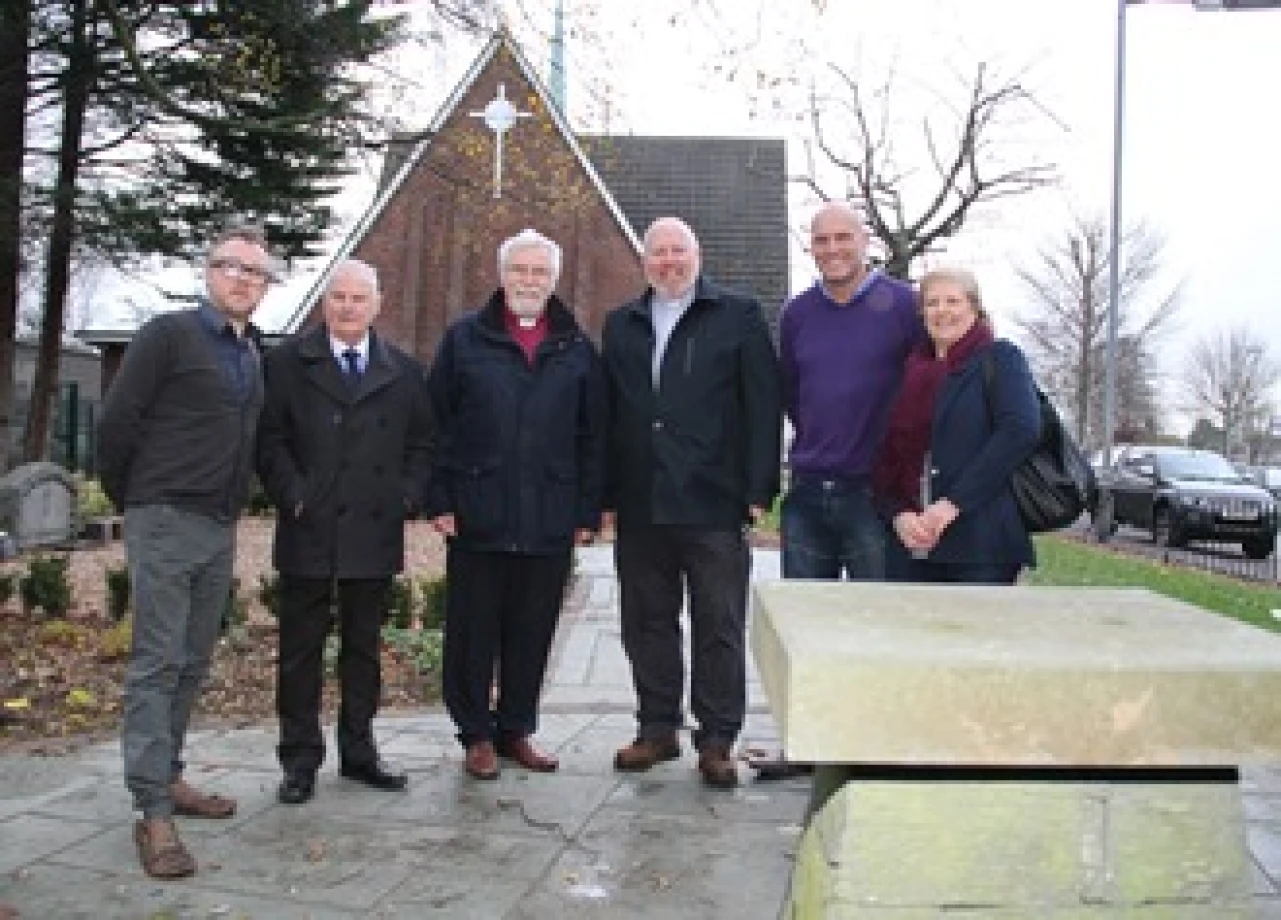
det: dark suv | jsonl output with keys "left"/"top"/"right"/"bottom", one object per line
{"left": 1097, "top": 447, "right": 1279, "bottom": 559}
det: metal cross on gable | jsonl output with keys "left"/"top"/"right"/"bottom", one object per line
{"left": 469, "top": 83, "right": 533, "bottom": 199}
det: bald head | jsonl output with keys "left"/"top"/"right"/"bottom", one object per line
{"left": 643, "top": 217, "right": 701, "bottom": 300}
{"left": 809, "top": 201, "right": 870, "bottom": 299}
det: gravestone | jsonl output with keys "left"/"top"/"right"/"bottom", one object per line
{"left": 0, "top": 462, "right": 77, "bottom": 549}
{"left": 752, "top": 582, "right": 1281, "bottom": 918}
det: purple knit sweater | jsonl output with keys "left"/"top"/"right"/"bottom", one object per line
{"left": 779, "top": 274, "right": 923, "bottom": 480}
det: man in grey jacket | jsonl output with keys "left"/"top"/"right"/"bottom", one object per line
{"left": 98, "top": 225, "right": 271, "bottom": 879}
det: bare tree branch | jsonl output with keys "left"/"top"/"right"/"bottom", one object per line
{"left": 1181, "top": 327, "right": 1281, "bottom": 459}
{"left": 801, "top": 60, "right": 1059, "bottom": 278}
{"left": 1014, "top": 215, "right": 1183, "bottom": 448}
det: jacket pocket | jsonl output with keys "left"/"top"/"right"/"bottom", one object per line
{"left": 455, "top": 460, "right": 505, "bottom": 541}
{"left": 541, "top": 462, "right": 578, "bottom": 540}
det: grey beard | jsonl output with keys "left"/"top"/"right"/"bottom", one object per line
{"left": 508, "top": 297, "right": 545, "bottom": 318}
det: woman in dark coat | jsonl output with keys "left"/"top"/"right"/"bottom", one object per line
{"left": 872, "top": 268, "right": 1041, "bottom": 584}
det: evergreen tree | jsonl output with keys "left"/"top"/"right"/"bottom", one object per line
{"left": 12, "top": 0, "right": 407, "bottom": 462}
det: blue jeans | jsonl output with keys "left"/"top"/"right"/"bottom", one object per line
{"left": 781, "top": 476, "right": 886, "bottom": 580}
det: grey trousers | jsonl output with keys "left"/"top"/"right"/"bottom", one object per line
{"left": 121, "top": 505, "right": 235, "bottom": 818}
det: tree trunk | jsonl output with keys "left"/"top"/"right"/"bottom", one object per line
{"left": 884, "top": 253, "right": 912, "bottom": 282}
{"left": 0, "top": 2, "right": 30, "bottom": 470}
{"left": 24, "top": 0, "right": 91, "bottom": 463}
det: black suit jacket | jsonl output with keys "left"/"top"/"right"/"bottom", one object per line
{"left": 256, "top": 325, "right": 434, "bottom": 578}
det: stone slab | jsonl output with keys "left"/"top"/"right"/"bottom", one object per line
{"left": 787, "top": 776, "right": 1255, "bottom": 918}
{"left": 752, "top": 582, "right": 1281, "bottom": 766}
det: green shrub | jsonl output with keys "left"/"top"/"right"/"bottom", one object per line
{"left": 323, "top": 633, "right": 340, "bottom": 678}
{"left": 244, "top": 476, "right": 275, "bottom": 516}
{"left": 0, "top": 572, "right": 14, "bottom": 606}
{"left": 75, "top": 476, "right": 115, "bottom": 520}
{"left": 381, "top": 625, "right": 443, "bottom": 682}
{"left": 386, "top": 576, "right": 414, "bottom": 629}
{"left": 100, "top": 616, "right": 132, "bottom": 661}
{"left": 105, "top": 565, "right": 130, "bottom": 622}
{"left": 257, "top": 572, "right": 280, "bottom": 618}
{"left": 20, "top": 555, "right": 73, "bottom": 618}
{"left": 40, "top": 619, "right": 87, "bottom": 647}
{"left": 221, "top": 576, "right": 248, "bottom": 633}
{"left": 418, "top": 574, "right": 447, "bottom": 630}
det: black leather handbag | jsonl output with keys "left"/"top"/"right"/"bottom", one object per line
{"left": 982, "top": 351, "right": 1097, "bottom": 533}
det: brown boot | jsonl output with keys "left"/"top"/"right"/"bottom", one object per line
{"left": 697, "top": 744, "right": 739, "bottom": 788}
{"left": 613, "top": 735, "right": 681, "bottom": 772}
{"left": 134, "top": 817, "right": 196, "bottom": 879}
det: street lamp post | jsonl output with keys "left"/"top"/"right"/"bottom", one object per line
{"left": 1103, "top": 1, "right": 1127, "bottom": 468}
{"left": 1103, "top": 0, "right": 1281, "bottom": 466}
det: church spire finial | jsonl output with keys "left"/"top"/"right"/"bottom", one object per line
{"left": 549, "top": 0, "right": 567, "bottom": 115}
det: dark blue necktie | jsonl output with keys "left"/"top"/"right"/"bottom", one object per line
{"left": 342, "top": 348, "right": 361, "bottom": 382}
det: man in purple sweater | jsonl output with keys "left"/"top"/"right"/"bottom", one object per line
{"left": 751, "top": 201, "right": 923, "bottom": 779}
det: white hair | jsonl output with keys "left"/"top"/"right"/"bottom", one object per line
{"left": 498, "top": 229, "right": 562, "bottom": 283}
{"left": 642, "top": 217, "right": 699, "bottom": 253}
{"left": 328, "top": 258, "right": 380, "bottom": 296}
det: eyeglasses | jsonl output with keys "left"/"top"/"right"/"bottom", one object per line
{"left": 209, "top": 258, "right": 274, "bottom": 284}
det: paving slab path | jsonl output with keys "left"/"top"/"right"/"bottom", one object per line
{"left": 1, "top": 547, "right": 1279, "bottom": 918}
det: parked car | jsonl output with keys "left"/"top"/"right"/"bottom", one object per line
{"left": 1245, "top": 465, "right": 1281, "bottom": 501}
{"left": 1095, "top": 446, "right": 1279, "bottom": 559}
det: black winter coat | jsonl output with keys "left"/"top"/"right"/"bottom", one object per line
{"left": 602, "top": 277, "right": 783, "bottom": 530}
{"left": 256, "top": 326, "right": 434, "bottom": 578}
{"left": 425, "top": 292, "right": 606, "bottom": 555}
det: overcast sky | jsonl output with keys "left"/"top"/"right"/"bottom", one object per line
{"left": 566, "top": 0, "right": 1280, "bottom": 429}
{"left": 94, "top": 0, "right": 1281, "bottom": 427}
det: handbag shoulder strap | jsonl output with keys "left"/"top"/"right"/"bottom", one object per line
{"left": 980, "top": 348, "right": 996, "bottom": 433}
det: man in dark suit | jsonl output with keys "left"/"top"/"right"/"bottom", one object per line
{"left": 602, "top": 217, "right": 782, "bottom": 788}
{"left": 426, "top": 228, "right": 606, "bottom": 781}
{"left": 256, "top": 259, "right": 433, "bottom": 805}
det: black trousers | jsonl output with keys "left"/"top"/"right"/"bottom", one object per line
{"left": 614, "top": 527, "right": 750, "bottom": 751}
{"left": 276, "top": 576, "right": 389, "bottom": 773}
{"left": 442, "top": 546, "right": 571, "bottom": 747}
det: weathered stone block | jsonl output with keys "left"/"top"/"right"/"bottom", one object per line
{"left": 789, "top": 779, "right": 1256, "bottom": 919}
{"left": 752, "top": 583, "right": 1281, "bottom": 766}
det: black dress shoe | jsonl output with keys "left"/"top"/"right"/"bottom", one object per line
{"left": 340, "top": 759, "right": 408, "bottom": 791}
{"left": 278, "top": 771, "right": 315, "bottom": 805}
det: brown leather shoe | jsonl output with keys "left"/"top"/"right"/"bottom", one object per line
{"left": 497, "top": 735, "right": 559, "bottom": 772}
{"left": 464, "top": 741, "right": 500, "bottom": 780}
{"left": 170, "top": 778, "right": 236, "bottom": 819}
{"left": 613, "top": 735, "right": 681, "bottom": 772}
{"left": 698, "top": 744, "right": 739, "bottom": 788}
{"left": 134, "top": 817, "right": 196, "bottom": 879}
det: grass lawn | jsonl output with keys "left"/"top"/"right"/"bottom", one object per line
{"left": 1026, "top": 535, "right": 1281, "bottom": 635}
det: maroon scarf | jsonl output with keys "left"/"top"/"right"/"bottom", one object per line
{"left": 872, "top": 320, "right": 995, "bottom": 511}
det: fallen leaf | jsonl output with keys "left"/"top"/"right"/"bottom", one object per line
{"left": 67, "top": 688, "right": 96, "bottom": 708}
